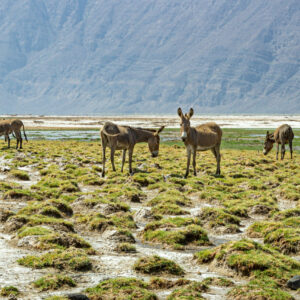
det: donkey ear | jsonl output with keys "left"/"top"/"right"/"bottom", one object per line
{"left": 177, "top": 107, "right": 183, "bottom": 117}
{"left": 157, "top": 125, "right": 165, "bottom": 134}
{"left": 187, "top": 108, "right": 194, "bottom": 119}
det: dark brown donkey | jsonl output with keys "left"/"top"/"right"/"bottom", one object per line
{"left": 177, "top": 108, "right": 222, "bottom": 177}
{"left": 100, "top": 122, "right": 165, "bottom": 176}
{"left": 263, "top": 124, "right": 294, "bottom": 160}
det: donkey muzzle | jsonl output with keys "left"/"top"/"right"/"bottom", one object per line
{"left": 152, "top": 151, "right": 158, "bottom": 158}
{"left": 181, "top": 132, "right": 187, "bottom": 141}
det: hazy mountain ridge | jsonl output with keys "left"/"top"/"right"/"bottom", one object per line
{"left": 0, "top": 0, "right": 299, "bottom": 114}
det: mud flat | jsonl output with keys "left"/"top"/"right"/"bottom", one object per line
{"left": 2, "top": 114, "right": 300, "bottom": 130}
{"left": 0, "top": 138, "right": 299, "bottom": 299}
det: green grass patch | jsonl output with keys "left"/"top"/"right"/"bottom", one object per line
{"left": 10, "top": 169, "right": 30, "bottom": 180}
{"left": 194, "top": 239, "right": 300, "bottom": 287}
{"left": 166, "top": 281, "right": 208, "bottom": 300}
{"left": 18, "top": 248, "right": 92, "bottom": 271}
{"left": 33, "top": 273, "right": 76, "bottom": 291}
{"left": 134, "top": 255, "right": 185, "bottom": 276}
{"left": 0, "top": 286, "right": 20, "bottom": 297}
{"left": 86, "top": 277, "right": 158, "bottom": 300}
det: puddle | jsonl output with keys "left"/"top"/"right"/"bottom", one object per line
{"left": 277, "top": 198, "right": 297, "bottom": 211}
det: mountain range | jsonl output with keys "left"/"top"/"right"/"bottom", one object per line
{"left": 0, "top": 0, "right": 299, "bottom": 114}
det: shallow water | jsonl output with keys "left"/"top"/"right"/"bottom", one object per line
{"left": 3, "top": 114, "right": 299, "bottom": 129}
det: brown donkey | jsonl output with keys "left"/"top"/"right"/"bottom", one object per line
{"left": 100, "top": 122, "right": 165, "bottom": 176}
{"left": 0, "top": 121, "right": 11, "bottom": 148}
{"left": 263, "top": 124, "right": 294, "bottom": 160}
{"left": 0, "top": 119, "right": 28, "bottom": 149}
{"left": 177, "top": 108, "right": 222, "bottom": 177}
{"left": 10, "top": 119, "right": 28, "bottom": 149}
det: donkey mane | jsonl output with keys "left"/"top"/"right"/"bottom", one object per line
{"left": 268, "top": 133, "right": 275, "bottom": 142}
{"left": 119, "top": 126, "right": 156, "bottom": 133}
{"left": 135, "top": 127, "right": 157, "bottom": 133}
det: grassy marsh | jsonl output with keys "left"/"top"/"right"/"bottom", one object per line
{"left": 0, "top": 127, "right": 299, "bottom": 299}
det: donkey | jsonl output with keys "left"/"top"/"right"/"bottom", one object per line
{"left": 100, "top": 122, "right": 165, "bottom": 177}
{"left": 0, "top": 121, "right": 12, "bottom": 148}
{"left": 177, "top": 108, "right": 222, "bottom": 177}
{"left": 263, "top": 124, "right": 294, "bottom": 160}
{"left": 10, "top": 119, "right": 28, "bottom": 149}
{"left": 0, "top": 119, "right": 28, "bottom": 149}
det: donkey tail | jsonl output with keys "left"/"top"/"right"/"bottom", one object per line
{"left": 22, "top": 124, "right": 28, "bottom": 142}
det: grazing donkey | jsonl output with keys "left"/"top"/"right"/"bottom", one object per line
{"left": 0, "top": 119, "right": 28, "bottom": 149}
{"left": 0, "top": 121, "right": 12, "bottom": 148}
{"left": 177, "top": 108, "right": 222, "bottom": 177}
{"left": 100, "top": 122, "right": 165, "bottom": 176}
{"left": 263, "top": 124, "right": 294, "bottom": 160}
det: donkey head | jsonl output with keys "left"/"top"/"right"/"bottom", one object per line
{"left": 148, "top": 126, "right": 165, "bottom": 157}
{"left": 177, "top": 107, "right": 194, "bottom": 142}
{"left": 263, "top": 131, "right": 275, "bottom": 155}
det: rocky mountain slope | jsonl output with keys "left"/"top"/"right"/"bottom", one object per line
{"left": 0, "top": 0, "right": 299, "bottom": 114}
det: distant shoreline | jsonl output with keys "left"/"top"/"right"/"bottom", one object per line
{"left": 1, "top": 114, "right": 299, "bottom": 129}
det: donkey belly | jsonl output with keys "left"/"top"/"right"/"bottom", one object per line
{"left": 197, "top": 145, "right": 212, "bottom": 151}
{"left": 116, "top": 142, "right": 128, "bottom": 150}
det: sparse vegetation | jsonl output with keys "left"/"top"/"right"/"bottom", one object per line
{"left": 166, "top": 281, "right": 208, "bottom": 300}
{"left": 18, "top": 248, "right": 92, "bottom": 271}
{"left": 33, "top": 273, "right": 76, "bottom": 291}
{"left": 0, "top": 286, "right": 20, "bottom": 297}
{"left": 86, "top": 278, "right": 158, "bottom": 300}
{"left": 0, "top": 129, "right": 299, "bottom": 299}
{"left": 134, "top": 255, "right": 185, "bottom": 276}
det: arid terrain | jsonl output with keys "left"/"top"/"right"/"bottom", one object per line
{"left": 0, "top": 123, "right": 299, "bottom": 300}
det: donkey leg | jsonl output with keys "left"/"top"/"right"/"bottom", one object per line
{"left": 289, "top": 141, "right": 293, "bottom": 159}
{"left": 192, "top": 147, "right": 197, "bottom": 176}
{"left": 101, "top": 143, "right": 106, "bottom": 177}
{"left": 19, "top": 137, "right": 23, "bottom": 149}
{"left": 110, "top": 147, "right": 116, "bottom": 171}
{"left": 281, "top": 144, "right": 285, "bottom": 160}
{"left": 121, "top": 149, "right": 126, "bottom": 172}
{"left": 184, "top": 147, "right": 191, "bottom": 178}
{"left": 211, "top": 148, "right": 218, "bottom": 174}
{"left": 276, "top": 143, "right": 279, "bottom": 160}
{"left": 216, "top": 147, "right": 221, "bottom": 175}
{"left": 6, "top": 135, "right": 10, "bottom": 148}
{"left": 15, "top": 131, "right": 22, "bottom": 149}
{"left": 128, "top": 148, "right": 134, "bottom": 175}
{"left": 212, "top": 146, "right": 221, "bottom": 175}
